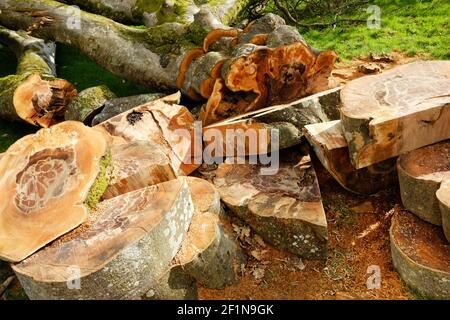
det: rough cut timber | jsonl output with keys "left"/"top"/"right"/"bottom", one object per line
{"left": 397, "top": 140, "right": 450, "bottom": 226}
{"left": 91, "top": 93, "right": 166, "bottom": 125}
{"left": 390, "top": 209, "right": 450, "bottom": 299}
{"left": 202, "top": 87, "right": 342, "bottom": 157}
{"left": 12, "top": 178, "right": 194, "bottom": 300}
{"left": 65, "top": 85, "right": 116, "bottom": 123}
{"left": 0, "top": 2, "right": 335, "bottom": 125}
{"left": 59, "top": 0, "right": 249, "bottom": 26}
{"left": 102, "top": 141, "right": 177, "bottom": 200}
{"left": 0, "top": 26, "right": 76, "bottom": 127}
{"left": 210, "top": 153, "right": 328, "bottom": 258}
{"left": 340, "top": 61, "right": 450, "bottom": 169}
{"left": 437, "top": 180, "right": 450, "bottom": 243}
{"left": 0, "top": 121, "right": 109, "bottom": 262}
{"left": 95, "top": 92, "right": 200, "bottom": 176}
{"left": 148, "top": 177, "right": 244, "bottom": 300}
{"left": 304, "top": 120, "right": 397, "bottom": 195}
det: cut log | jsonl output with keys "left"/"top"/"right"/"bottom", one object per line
{"left": 210, "top": 153, "right": 328, "bottom": 258}
{"left": 59, "top": 0, "right": 249, "bottom": 26}
{"left": 397, "top": 140, "right": 450, "bottom": 226}
{"left": 341, "top": 61, "right": 450, "bottom": 169}
{"left": 102, "top": 141, "right": 177, "bottom": 200}
{"left": 437, "top": 180, "right": 450, "bottom": 243}
{"left": 390, "top": 209, "right": 450, "bottom": 299}
{"left": 149, "top": 177, "right": 244, "bottom": 300}
{"left": 203, "top": 87, "right": 342, "bottom": 157}
{"left": 0, "top": 121, "right": 110, "bottom": 262}
{"left": 0, "top": 2, "right": 335, "bottom": 125}
{"left": 91, "top": 93, "right": 166, "bottom": 125}
{"left": 95, "top": 92, "right": 200, "bottom": 175}
{"left": 12, "top": 177, "right": 194, "bottom": 300}
{"left": 0, "top": 26, "right": 76, "bottom": 127}
{"left": 65, "top": 85, "right": 116, "bottom": 123}
{"left": 304, "top": 120, "right": 397, "bottom": 195}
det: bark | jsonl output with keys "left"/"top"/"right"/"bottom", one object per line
{"left": 304, "top": 120, "right": 397, "bottom": 195}
{"left": 65, "top": 85, "right": 116, "bottom": 123}
{"left": 0, "top": 25, "right": 76, "bottom": 127}
{"left": 102, "top": 141, "right": 177, "bottom": 200}
{"left": 0, "top": 2, "right": 336, "bottom": 124}
{"left": 397, "top": 140, "right": 450, "bottom": 226}
{"left": 12, "top": 178, "right": 195, "bottom": 300}
{"left": 0, "top": 121, "right": 110, "bottom": 262}
{"left": 390, "top": 209, "right": 450, "bottom": 299}
{"left": 94, "top": 92, "right": 200, "bottom": 176}
{"left": 209, "top": 152, "right": 328, "bottom": 259}
{"left": 340, "top": 61, "right": 450, "bottom": 169}
{"left": 149, "top": 177, "right": 244, "bottom": 299}
{"left": 91, "top": 93, "right": 166, "bottom": 125}
{"left": 59, "top": 0, "right": 248, "bottom": 26}
{"left": 202, "top": 86, "right": 342, "bottom": 156}
{"left": 436, "top": 180, "right": 450, "bottom": 243}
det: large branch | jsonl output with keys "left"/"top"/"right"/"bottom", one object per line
{"left": 0, "top": 26, "right": 76, "bottom": 126}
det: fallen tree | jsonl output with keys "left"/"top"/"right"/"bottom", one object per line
{"left": 0, "top": 25, "right": 76, "bottom": 126}
{"left": 0, "top": 1, "right": 336, "bottom": 122}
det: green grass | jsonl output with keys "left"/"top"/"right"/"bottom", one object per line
{"left": 297, "top": 0, "right": 450, "bottom": 61}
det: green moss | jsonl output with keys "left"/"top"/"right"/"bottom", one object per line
{"left": 16, "top": 51, "right": 53, "bottom": 77}
{"left": 84, "top": 152, "right": 113, "bottom": 209}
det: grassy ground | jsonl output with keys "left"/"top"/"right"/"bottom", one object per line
{"left": 293, "top": 0, "right": 450, "bottom": 61}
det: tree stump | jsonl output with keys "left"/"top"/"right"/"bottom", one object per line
{"left": 210, "top": 153, "right": 328, "bottom": 258}
{"left": 12, "top": 178, "right": 194, "bottom": 300}
{"left": 304, "top": 120, "right": 397, "bottom": 195}
{"left": 390, "top": 209, "right": 450, "bottom": 299}
{"left": 341, "top": 61, "right": 450, "bottom": 169}
{"left": 397, "top": 140, "right": 450, "bottom": 226}
{"left": 0, "top": 121, "right": 110, "bottom": 262}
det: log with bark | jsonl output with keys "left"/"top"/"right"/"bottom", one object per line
{"left": 340, "top": 61, "right": 450, "bottom": 169}
{"left": 0, "top": 2, "right": 336, "bottom": 123}
{"left": 207, "top": 152, "right": 328, "bottom": 258}
{"left": 94, "top": 92, "right": 200, "bottom": 175}
{"left": 397, "top": 140, "right": 450, "bottom": 226}
{"left": 390, "top": 209, "right": 450, "bottom": 299}
{"left": 12, "top": 177, "right": 195, "bottom": 300}
{"left": 0, "top": 121, "right": 110, "bottom": 262}
{"left": 0, "top": 26, "right": 76, "bottom": 127}
{"left": 202, "top": 87, "right": 342, "bottom": 157}
{"left": 304, "top": 120, "right": 397, "bottom": 195}
{"left": 148, "top": 177, "right": 244, "bottom": 300}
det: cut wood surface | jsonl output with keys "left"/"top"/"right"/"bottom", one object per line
{"left": 390, "top": 209, "right": 450, "bottom": 299}
{"left": 102, "top": 141, "right": 177, "bottom": 200}
{"left": 0, "top": 121, "right": 109, "bottom": 262}
{"left": 210, "top": 153, "right": 328, "bottom": 258}
{"left": 0, "top": 26, "right": 76, "bottom": 127}
{"left": 13, "top": 178, "right": 194, "bottom": 300}
{"left": 65, "top": 85, "right": 116, "bottom": 123}
{"left": 397, "top": 140, "right": 450, "bottom": 226}
{"left": 203, "top": 87, "right": 342, "bottom": 157}
{"left": 95, "top": 92, "right": 200, "bottom": 176}
{"left": 149, "top": 177, "right": 243, "bottom": 299}
{"left": 341, "top": 61, "right": 450, "bottom": 169}
{"left": 437, "top": 180, "right": 450, "bottom": 243}
{"left": 304, "top": 120, "right": 397, "bottom": 195}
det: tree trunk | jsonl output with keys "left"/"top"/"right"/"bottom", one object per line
{"left": 390, "top": 209, "right": 450, "bottom": 299}
{"left": 0, "top": 26, "right": 76, "bottom": 127}
{"left": 437, "top": 180, "right": 450, "bottom": 243}
{"left": 12, "top": 178, "right": 195, "bottom": 300}
{"left": 202, "top": 86, "right": 342, "bottom": 157}
{"left": 397, "top": 140, "right": 450, "bottom": 226}
{"left": 304, "top": 120, "right": 397, "bottom": 195}
{"left": 340, "top": 61, "right": 450, "bottom": 169}
{"left": 0, "top": 1, "right": 336, "bottom": 122}
{"left": 59, "top": 0, "right": 248, "bottom": 26}
{"left": 0, "top": 121, "right": 110, "bottom": 262}
{"left": 207, "top": 152, "right": 328, "bottom": 259}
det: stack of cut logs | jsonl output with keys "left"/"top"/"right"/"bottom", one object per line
{"left": 0, "top": 3, "right": 449, "bottom": 299}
